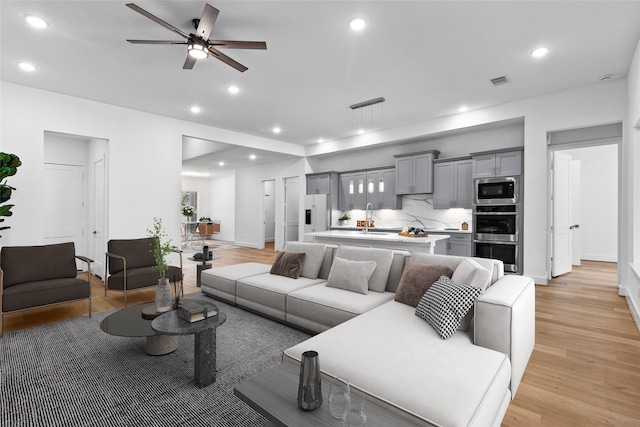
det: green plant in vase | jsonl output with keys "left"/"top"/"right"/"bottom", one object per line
{"left": 147, "top": 217, "right": 180, "bottom": 312}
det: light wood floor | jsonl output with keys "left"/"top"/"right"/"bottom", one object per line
{"left": 3, "top": 250, "right": 639, "bottom": 425}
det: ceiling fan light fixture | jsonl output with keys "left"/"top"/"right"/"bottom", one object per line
{"left": 188, "top": 39, "right": 209, "bottom": 59}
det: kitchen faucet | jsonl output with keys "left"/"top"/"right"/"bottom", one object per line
{"left": 365, "top": 202, "right": 373, "bottom": 234}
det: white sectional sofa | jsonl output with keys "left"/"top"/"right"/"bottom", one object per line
{"left": 201, "top": 241, "right": 535, "bottom": 427}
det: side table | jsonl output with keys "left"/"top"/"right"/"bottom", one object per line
{"left": 152, "top": 300, "right": 227, "bottom": 388}
{"left": 188, "top": 255, "right": 222, "bottom": 287}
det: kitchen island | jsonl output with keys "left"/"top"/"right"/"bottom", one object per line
{"left": 305, "top": 230, "right": 449, "bottom": 254}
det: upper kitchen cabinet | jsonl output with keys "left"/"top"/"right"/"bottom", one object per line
{"left": 471, "top": 149, "right": 522, "bottom": 178}
{"left": 338, "top": 171, "right": 367, "bottom": 210}
{"left": 433, "top": 157, "right": 473, "bottom": 209}
{"left": 394, "top": 150, "right": 440, "bottom": 194}
{"left": 306, "top": 172, "right": 339, "bottom": 195}
{"left": 366, "top": 168, "right": 401, "bottom": 210}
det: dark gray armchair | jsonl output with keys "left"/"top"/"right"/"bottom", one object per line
{"left": 105, "top": 237, "right": 183, "bottom": 307}
{"left": 0, "top": 242, "right": 92, "bottom": 337}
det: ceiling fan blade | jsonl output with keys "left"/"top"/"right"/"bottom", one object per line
{"left": 195, "top": 4, "right": 219, "bottom": 40}
{"left": 126, "top": 3, "right": 188, "bottom": 39}
{"left": 127, "top": 40, "right": 187, "bottom": 45}
{"left": 183, "top": 55, "right": 197, "bottom": 70}
{"left": 208, "top": 40, "right": 267, "bottom": 50}
{"left": 208, "top": 46, "right": 248, "bottom": 72}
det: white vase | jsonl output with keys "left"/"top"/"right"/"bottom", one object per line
{"left": 155, "top": 277, "right": 173, "bottom": 313}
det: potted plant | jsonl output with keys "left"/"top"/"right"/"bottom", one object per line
{"left": 0, "top": 152, "right": 22, "bottom": 237}
{"left": 147, "top": 217, "right": 179, "bottom": 312}
{"left": 338, "top": 213, "right": 350, "bottom": 225}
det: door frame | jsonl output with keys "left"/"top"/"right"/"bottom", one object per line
{"left": 547, "top": 138, "right": 621, "bottom": 283}
{"left": 262, "top": 179, "right": 276, "bottom": 249}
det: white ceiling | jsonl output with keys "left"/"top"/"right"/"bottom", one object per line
{"left": 3, "top": 1, "right": 640, "bottom": 172}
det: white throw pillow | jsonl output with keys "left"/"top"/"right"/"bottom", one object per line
{"left": 326, "top": 257, "right": 377, "bottom": 295}
{"left": 452, "top": 258, "right": 491, "bottom": 292}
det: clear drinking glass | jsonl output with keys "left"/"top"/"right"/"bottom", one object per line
{"left": 342, "top": 392, "right": 366, "bottom": 426}
{"left": 328, "top": 377, "right": 350, "bottom": 419}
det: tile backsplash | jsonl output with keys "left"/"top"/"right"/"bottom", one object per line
{"left": 332, "top": 194, "right": 472, "bottom": 230}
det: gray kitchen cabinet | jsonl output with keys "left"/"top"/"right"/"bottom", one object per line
{"left": 472, "top": 150, "right": 522, "bottom": 178}
{"left": 338, "top": 172, "right": 367, "bottom": 210}
{"left": 366, "top": 168, "right": 401, "bottom": 210}
{"left": 306, "top": 172, "right": 338, "bottom": 195}
{"left": 433, "top": 158, "right": 472, "bottom": 209}
{"left": 394, "top": 150, "right": 440, "bottom": 194}
{"left": 429, "top": 231, "right": 472, "bottom": 257}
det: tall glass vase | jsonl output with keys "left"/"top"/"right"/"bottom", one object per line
{"left": 155, "top": 277, "right": 173, "bottom": 313}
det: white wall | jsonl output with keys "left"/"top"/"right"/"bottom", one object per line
{"left": 624, "top": 37, "right": 640, "bottom": 328}
{"left": 564, "top": 145, "right": 618, "bottom": 262}
{"left": 209, "top": 174, "right": 235, "bottom": 242}
{"left": 233, "top": 158, "right": 306, "bottom": 250}
{"left": 0, "top": 82, "right": 299, "bottom": 249}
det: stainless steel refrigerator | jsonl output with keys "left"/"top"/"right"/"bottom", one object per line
{"left": 304, "top": 194, "right": 328, "bottom": 242}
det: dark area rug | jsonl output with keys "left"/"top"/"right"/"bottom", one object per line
{"left": 0, "top": 295, "right": 311, "bottom": 427}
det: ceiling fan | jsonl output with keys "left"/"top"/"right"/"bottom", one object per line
{"left": 125, "top": 3, "right": 267, "bottom": 72}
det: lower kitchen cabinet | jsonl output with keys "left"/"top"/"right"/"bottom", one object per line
{"left": 429, "top": 231, "right": 472, "bottom": 257}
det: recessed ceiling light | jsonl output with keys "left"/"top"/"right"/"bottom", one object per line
{"left": 249, "top": 154, "right": 256, "bottom": 160}
{"left": 18, "top": 62, "right": 36, "bottom": 72}
{"left": 350, "top": 18, "right": 366, "bottom": 31}
{"left": 318, "top": 138, "right": 324, "bottom": 143}
{"left": 458, "top": 106, "right": 469, "bottom": 113}
{"left": 181, "top": 171, "right": 211, "bottom": 178}
{"left": 531, "top": 47, "right": 549, "bottom": 58}
{"left": 228, "top": 86, "right": 240, "bottom": 94}
{"left": 25, "top": 15, "right": 48, "bottom": 29}
{"left": 273, "top": 127, "right": 281, "bottom": 134}
{"left": 357, "top": 129, "right": 365, "bottom": 135}
{"left": 218, "top": 161, "right": 225, "bottom": 166}
{"left": 190, "top": 106, "right": 201, "bottom": 113}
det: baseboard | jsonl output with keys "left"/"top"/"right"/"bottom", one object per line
{"left": 625, "top": 294, "right": 640, "bottom": 334}
{"left": 233, "top": 241, "right": 260, "bottom": 249}
{"left": 531, "top": 275, "right": 548, "bottom": 285}
{"left": 580, "top": 254, "right": 618, "bottom": 263}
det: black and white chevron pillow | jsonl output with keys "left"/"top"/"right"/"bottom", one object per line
{"left": 415, "top": 276, "right": 482, "bottom": 339}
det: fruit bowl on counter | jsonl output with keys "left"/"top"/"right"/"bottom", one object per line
{"left": 398, "top": 227, "right": 428, "bottom": 237}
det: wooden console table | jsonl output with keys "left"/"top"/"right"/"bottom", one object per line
{"left": 234, "top": 362, "right": 426, "bottom": 427}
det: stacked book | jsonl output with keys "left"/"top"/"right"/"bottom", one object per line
{"left": 178, "top": 301, "right": 218, "bottom": 323}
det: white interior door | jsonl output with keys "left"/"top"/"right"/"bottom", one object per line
{"left": 264, "top": 180, "right": 276, "bottom": 242}
{"left": 552, "top": 152, "right": 573, "bottom": 277}
{"left": 571, "top": 160, "right": 582, "bottom": 266}
{"left": 284, "top": 177, "right": 300, "bottom": 242}
{"left": 43, "top": 163, "right": 85, "bottom": 270}
{"left": 92, "top": 156, "right": 106, "bottom": 277}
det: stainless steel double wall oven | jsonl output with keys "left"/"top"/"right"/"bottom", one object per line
{"left": 473, "top": 177, "right": 522, "bottom": 273}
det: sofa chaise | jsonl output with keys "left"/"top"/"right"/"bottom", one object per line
{"left": 201, "top": 241, "right": 535, "bottom": 426}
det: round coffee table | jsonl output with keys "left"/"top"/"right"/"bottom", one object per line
{"left": 100, "top": 303, "right": 179, "bottom": 356}
{"left": 152, "top": 299, "right": 227, "bottom": 388}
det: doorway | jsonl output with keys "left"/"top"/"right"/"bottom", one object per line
{"left": 263, "top": 180, "right": 276, "bottom": 245}
{"left": 284, "top": 177, "right": 300, "bottom": 243}
{"left": 43, "top": 132, "right": 108, "bottom": 276}
{"left": 549, "top": 140, "right": 619, "bottom": 279}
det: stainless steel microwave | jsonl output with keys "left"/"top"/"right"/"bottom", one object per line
{"left": 475, "top": 177, "right": 519, "bottom": 204}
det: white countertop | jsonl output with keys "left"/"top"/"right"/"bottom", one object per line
{"left": 305, "top": 230, "right": 450, "bottom": 243}
{"left": 329, "top": 226, "right": 472, "bottom": 234}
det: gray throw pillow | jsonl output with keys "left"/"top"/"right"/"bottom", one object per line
{"left": 415, "top": 276, "right": 481, "bottom": 339}
{"left": 270, "top": 252, "right": 306, "bottom": 279}
{"left": 334, "top": 246, "right": 393, "bottom": 292}
{"left": 395, "top": 263, "right": 454, "bottom": 307}
{"left": 326, "top": 257, "right": 377, "bottom": 295}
